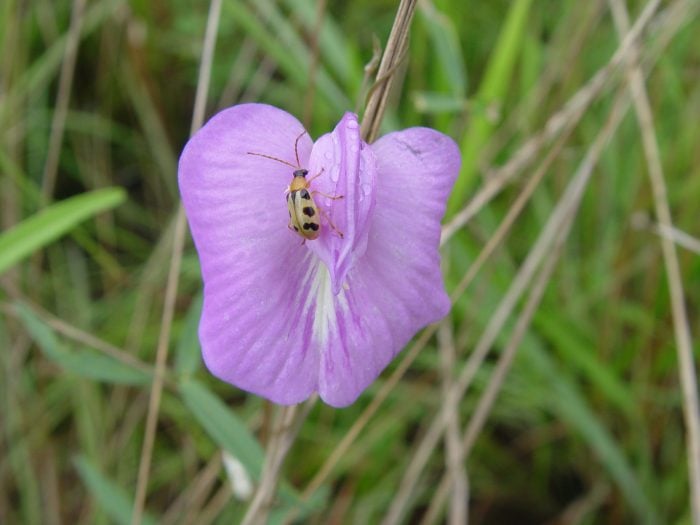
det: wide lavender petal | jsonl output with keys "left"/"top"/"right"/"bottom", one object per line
{"left": 178, "top": 103, "right": 322, "bottom": 404}
{"left": 306, "top": 112, "right": 377, "bottom": 295}
{"left": 315, "top": 127, "right": 461, "bottom": 407}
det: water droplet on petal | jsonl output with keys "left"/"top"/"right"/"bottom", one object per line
{"left": 330, "top": 168, "right": 339, "bottom": 182}
{"left": 324, "top": 151, "right": 333, "bottom": 160}
{"left": 361, "top": 183, "right": 372, "bottom": 196}
{"left": 346, "top": 119, "right": 358, "bottom": 130}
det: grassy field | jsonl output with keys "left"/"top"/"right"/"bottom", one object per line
{"left": 2, "top": 0, "right": 700, "bottom": 523}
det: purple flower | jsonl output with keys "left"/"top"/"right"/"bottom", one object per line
{"left": 178, "top": 103, "right": 460, "bottom": 407}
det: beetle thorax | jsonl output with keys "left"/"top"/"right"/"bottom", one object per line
{"left": 289, "top": 176, "right": 309, "bottom": 192}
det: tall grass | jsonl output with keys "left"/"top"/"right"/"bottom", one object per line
{"left": 1, "top": 0, "right": 699, "bottom": 523}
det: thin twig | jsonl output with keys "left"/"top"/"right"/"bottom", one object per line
{"left": 609, "top": 0, "right": 700, "bottom": 521}
{"left": 129, "top": 1, "right": 222, "bottom": 523}
{"left": 360, "top": 0, "right": 418, "bottom": 143}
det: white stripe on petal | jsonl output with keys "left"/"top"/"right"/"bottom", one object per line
{"left": 312, "top": 263, "right": 336, "bottom": 345}
{"left": 302, "top": 260, "right": 350, "bottom": 347}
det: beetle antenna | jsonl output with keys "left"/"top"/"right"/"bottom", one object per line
{"left": 293, "top": 130, "right": 307, "bottom": 168}
{"left": 246, "top": 151, "right": 298, "bottom": 168}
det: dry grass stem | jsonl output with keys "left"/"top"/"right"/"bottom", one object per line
{"left": 130, "top": 207, "right": 188, "bottom": 525}
{"left": 609, "top": 0, "right": 700, "bottom": 521}
{"left": 41, "top": 0, "right": 86, "bottom": 201}
{"left": 198, "top": 482, "right": 236, "bottom": 525}
{"left": 441, "top": 0, "right": 660, "bottom": 243}
{"left": 299, "top": 324, "right": 438, "bottom": 504}
{"left": 243, "top": 399, "right": 315, "bottom": 525}
{"left": 390, "top": 90, "right": 631, "bottom": 523}
{"left": 301, "top": 111, "right": 573, "bottom": 511}
{"left": 125, "top": 214, "right": 178, "bottom": 354}
{"left": 0, "top": 301, "right": 153, "bottom": 375}
{"left": 161, "top": 452, "right": 223, "bottom": 525}
{"left": 130, "top": 1, "right": 223, "bottom": 523}
{"left": 438, "top": 321, "right": 468, "bottom": 525}
{"left": 360, "top": 0, "right": 418, "bottom": 143}
{"left": 648, "top": 223, "right": 700, "bottom": 255}
{"left": 421, "top": 90, "right": 632, "bottom": 525}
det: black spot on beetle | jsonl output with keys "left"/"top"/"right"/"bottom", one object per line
{"left": 303, "top": 206, "right": 315, "bottom": 217}
{"left": 303, "top": 222, "right": 319, "bottom": 231}
{"left": 300, "top": 189, "right": 310, "bottom": 200}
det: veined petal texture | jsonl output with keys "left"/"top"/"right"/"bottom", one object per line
{"left": 179, "top": 104, "right": 460, "bottom": 407}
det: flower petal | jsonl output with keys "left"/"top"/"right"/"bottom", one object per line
{"left": 316, "top": 127, "right": 461, "bottom": 406}
{"left": 179, "top": 103, "right": 321, "bottom": 404}
{"left": 306, "top": 113, "right": 377, "bottom": 295}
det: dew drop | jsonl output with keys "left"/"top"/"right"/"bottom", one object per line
{"left": 361, "top": 183, "right": 372, "bottom": 196}
{"left": 330, "top": 168, "right": 339, "bottom": 182}
{"left": 324, "top": 151, "right": 333, "bottom": 160}
{"left": 346, "top": 119, "right": 359, "bottom": 130}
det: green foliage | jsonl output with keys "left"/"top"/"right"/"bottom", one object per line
{"left": 0, "top": 188, "right": 126, "bottom": 275}
{"left": 2, "top": 0, "right": 699, "bottom": 523}
{"left": 179, "top": 379, "right": 265, "bottom": 478}
{"left": 74, "top": 455, "right": 157, "bottom": 525}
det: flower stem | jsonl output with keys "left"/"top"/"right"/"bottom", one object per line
{"left": 360, "top": 0, "right": 418, "bottom": 143}
{"left": 241, "top": 398, "right": 316, "bottom": 525}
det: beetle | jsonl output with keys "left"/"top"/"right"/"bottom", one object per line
{"left": 248, "top": 131, "right": 343, "bottom": 241}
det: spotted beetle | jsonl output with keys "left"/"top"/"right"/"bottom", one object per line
{"left": 248, "top": 131, "right": 343, "bottom": 241}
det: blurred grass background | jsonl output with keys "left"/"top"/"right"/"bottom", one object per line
{"left": 1, "top": 0, "right": 699, "bottom": 523}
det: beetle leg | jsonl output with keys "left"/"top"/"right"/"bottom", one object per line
{"left": 306, "top": 167, "right": 325, "bottom": 184}
{"left": 311, "top": 190, "right": 344, "bottom": 201}
{"left": 316, "top": 206, "right": 344, "bottom": 239}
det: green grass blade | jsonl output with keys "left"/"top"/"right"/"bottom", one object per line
{"left": 448, "top": 0, "right": 533, "bottom": 214}
{"left": 179, "top": 379, "right": 265, "bottom": 478}
{"left": 419, "top": 4, "right": 467, "bottom": 97}
{"left": 0, "top": 0, "right": 124, "bottom": 127}
{"left": 535, "top": 312, "right": 637, "bottom": 417}
{"left": 0, "top": 187, "right": 126, "bottom": 275}
{"left": 15, "top": 303, "right": 151, "bottom": 385}
{"left": 175, "top": 294, "right": 203, "bottom": 376}
{"left": 74, "top": 455, "right": 157, "bottom": 525}
{"left": 526, "top": 344, "right": 660, "bottom": 523}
